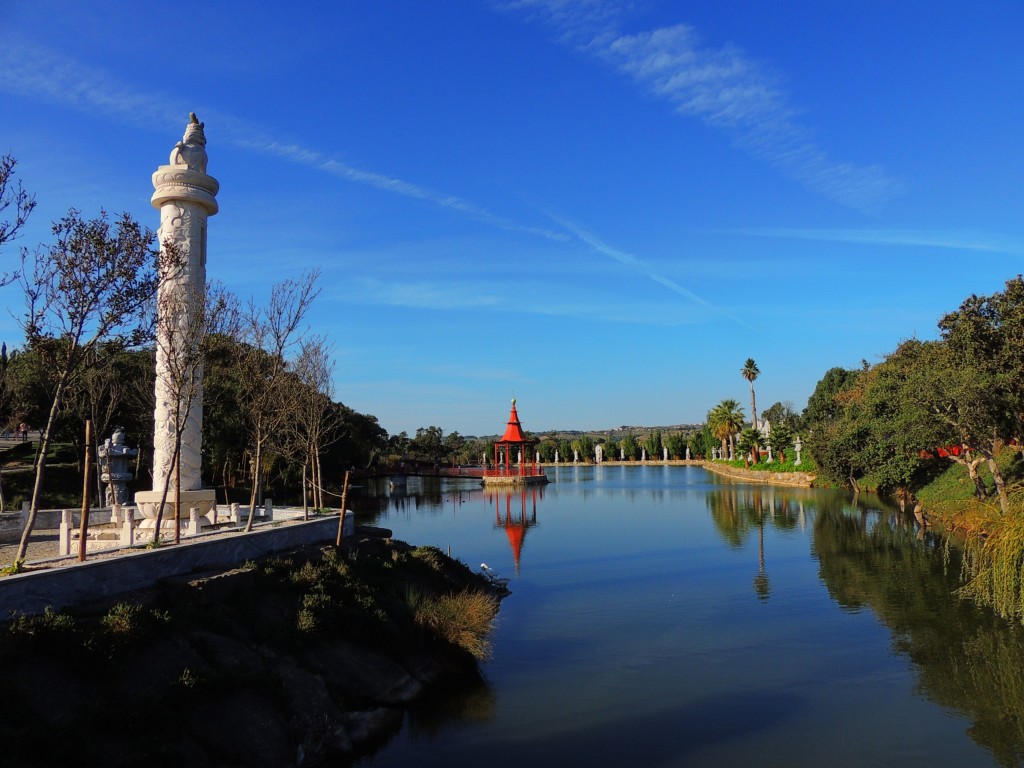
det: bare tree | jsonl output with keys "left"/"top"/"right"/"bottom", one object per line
{"left": 0, "top": 154, "right": 35, "bottom": 510}
{"left": 64, "top": 344, "right": 135, "bottom": 505}
{"left": 238, "top": 270, "right": 320, "bottom": 531}
{"left": 0, "top": 153, "right": 36, "bottom": 285}
{"left": 11, "top": 209, "right": 162, "bottom": 567}
{"left": 292, "top": 334, "right": 344, "bottom": 515}
{"left": 146, "top": 274, "right": 244, "bottom": 542}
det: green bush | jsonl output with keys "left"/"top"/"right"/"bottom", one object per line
{"left": 8, "top": 605, "right": 76, "bottom": 638}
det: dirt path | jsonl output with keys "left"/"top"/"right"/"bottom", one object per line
{"left": 0, "top": 525, "right": 63, "bottom": 568}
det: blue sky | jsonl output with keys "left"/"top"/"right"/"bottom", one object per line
{"left": 1, "top": 1, "right": 1022, "bottom": 437}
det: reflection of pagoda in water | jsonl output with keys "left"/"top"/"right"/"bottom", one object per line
{"left": 489, "top": 485, "right": 544, "bottom": 574}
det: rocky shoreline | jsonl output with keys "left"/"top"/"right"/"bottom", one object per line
{"left": 0, "top": 527, "right": 505, "bottom": 767}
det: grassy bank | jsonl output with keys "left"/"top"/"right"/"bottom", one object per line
{"left": 916, "top": 449, "right": 1024, "bottom": 624}
{"left": 0, "top": 535, "right": 504, "bottom": 766}
{"left": 711, "top": 455, "right": 817, "bottom": 474}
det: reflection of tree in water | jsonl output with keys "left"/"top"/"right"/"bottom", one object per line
{"left": 707, "top": 486, "right": 814, "bottom": 602}
{"left": 350, "top": 476, "right": 459, "bottom": 523}
{"left": 706, "top": 486, "right": 805, "bottom": 548}
{"left": 754, "top": 514, "right": 769, "bottom": 601}
{"left": 402, "top": 671, "right": 496, "bottom": 740}
{"left": 813, "top": 501, "right": 1024, "bottom": 767}
{"left": 707, "top": 487, "right": 757, "bottom": 547}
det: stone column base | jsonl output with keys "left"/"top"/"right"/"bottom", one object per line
{"left": 134, "top": 489, "right": 217, "bottom": 521}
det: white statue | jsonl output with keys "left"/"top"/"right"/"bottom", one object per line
{"left": 170, "top": 112, "right": 209, "bottom": 173}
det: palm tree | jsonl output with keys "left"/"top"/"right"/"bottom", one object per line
{"left": 708, "top": 399, "right": 745, "bottom": 459}
{"left": 766, "top": 424, "right": 794, "bottom": 462}
{"left": 741, "top": 358, "right": 760, "bottom": 431}
{"left": 737, "top": 428, "right": 761, "bottom": 466}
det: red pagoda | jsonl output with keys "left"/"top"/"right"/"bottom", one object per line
{"left": 484, "top": 398, "right": 548, "bottom": 485}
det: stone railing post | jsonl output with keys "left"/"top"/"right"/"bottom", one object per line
{"left": 121, "top": 508, "right": 136, "bottom": 546}
{"left": 59, "top": 509, "right": 73, "bottom": 556}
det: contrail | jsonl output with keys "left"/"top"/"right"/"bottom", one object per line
{"left": 547, "top": 210, "right": 754, "bottom": 329}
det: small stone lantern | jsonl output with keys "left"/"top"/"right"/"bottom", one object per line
{"left": 99, "top": 428, "right": 137, "bottom": 506}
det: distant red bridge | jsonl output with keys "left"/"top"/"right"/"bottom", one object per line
{"left": 360, "top": 464, "right": 546, "bottom": 480}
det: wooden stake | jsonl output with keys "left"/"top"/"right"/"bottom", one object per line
{"left": 302, "top": 463, "right": 309, "bottom": 522}
{"left": 174, "top": 448, "right": 181, "bottom": 545}
{"left": 335, "top": 470, "right": 351, "bottom": 547}
{"left": 77, "top": 420, "right": 93, "bottom": 562}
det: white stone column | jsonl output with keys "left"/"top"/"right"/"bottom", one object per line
{"left": 136, "top": 114, "right": 218, "bottom": 519}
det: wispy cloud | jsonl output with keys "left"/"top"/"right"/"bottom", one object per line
{"left": 0, "top": 43, "right": 180, "bottom": 130}
{"left": 738, "top": 228, "right": 1022, "bottom": 254}
{"left": 0, "top": 42, "right": 568, "bottom": 243}
{"left": 501, "top": 1, "right": 904, "bottom": 212}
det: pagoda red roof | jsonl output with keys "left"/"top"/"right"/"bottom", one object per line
{"left": 498, "top": 399, "right": 534, "bottom": 444}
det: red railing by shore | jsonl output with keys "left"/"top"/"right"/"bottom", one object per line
{"left": 364, "top": 465, "right": 547, "bottom": 480}
{"left": 482, "top": 466, "right": 546, "bottom": 478}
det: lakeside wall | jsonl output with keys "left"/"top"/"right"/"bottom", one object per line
{"left": 701, "top": 461, "right": 816, "bottom": 487}
{"left": 0, "top": 512, "right": 353, "bottom": 617}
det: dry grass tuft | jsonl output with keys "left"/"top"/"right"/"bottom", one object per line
{"left": 412, "top": 589, "right": 499, "bottom": 660}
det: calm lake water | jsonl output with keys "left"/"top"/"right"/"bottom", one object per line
{"left": 350, "top": 465, "right": 1024, "bottom": 767}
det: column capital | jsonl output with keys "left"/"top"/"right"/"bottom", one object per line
{"left": 152, "top": 166, "right": 219, "bottom": 215}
